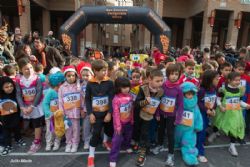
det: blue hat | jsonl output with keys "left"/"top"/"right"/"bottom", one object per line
{"left": 48, "top": 72, "right": 65, "bottom": 87}
{"left": 180, "top": 82, "right": 197, "bottom": 93}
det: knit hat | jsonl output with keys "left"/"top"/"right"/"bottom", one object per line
{"left": 76, "top": 61, "right": 94, "bottom": 76}
{"left": 63, "top": 65, "right": 77, "bottom": 76}
{"left": 49, "top": 67, "right": 61, "bottom": 74}
{"left": 48, "top": 72, "right": 65, "bottom": 87}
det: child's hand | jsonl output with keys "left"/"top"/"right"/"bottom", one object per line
{"left": 156, "top": 116, "right": 160, "bottom": 121}
{"left": 246, "top": 105, "right": 250, "bottom": 110}
{"left": 0, "top": 122, "right": 2, "bottom": 125}
{"left": 90, "top": 113, "right": 96, "bottom": 124}
{"left": 219, "top": 106, "right": 226, "bottom": 112}
{"left": 146, "top": 97, "right": 151, "bottom": 104}
{"left": 27, "top": 106, "right": 33, "bottom": 114}
{"left": 80, "top": 110, "right": 86, "bottom": 118}
{"left": 104, "top": 113, "right": 111, "bottom": 123}
{"left": 115, "top": 130, "right": 121, "bottom": 135}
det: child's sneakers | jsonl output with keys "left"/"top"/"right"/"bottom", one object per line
{"left": 132, "top": 144, "right": 139, "bottom": 153}
{"left": 229, "top": 143, "right": 238, "bottom": 157}
{"left": 84, "top": 142, "right": 90, "bottom": 150}
{"left": 198, "top": 156, "right": 208, "bottom": 163}
{"left": 136, "top": 148, "right": 146, "bottom": 166}
{"left": 65, "top": 144, "right": 72, "bottom": 153}
{"left": 16, "top": 139, "right": 26, "bottom": 147}
{"left": 109, "top": 162, "right": 116, "bottom": 167}
{"left": 71, "top": 144, "right": 78, "bottom": 153}
{"left": 45, "top": 144, "right": 52, "bottom": 151}
{"left": 165, "top": 154, "right": 174, "bottom": 167}
{"left": 126, "top": 148, "right": 133, "bottom": 153}
{"left": 87, "top": 156, "right": 95, "bottom": 167}
{"left": 208, "top": 132, "right": 220, "bottom": 143}
{"left": 103, "top": 141, "right": 112, "bottom": 151}
{"left": 53, "top": 141, "right": 60, "bottom": 151}
{"left": 27, "top": 142, "right": 41, "bottom": 154}
{"left": 1, "top": 146, "right": 12, "bottom": 156}
{"left": 150, "top": 145, "right": 164, "bottom": 155}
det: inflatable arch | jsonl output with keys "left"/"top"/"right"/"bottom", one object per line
{"left": 60, "top": 6, "right": 171, "bottom": 56}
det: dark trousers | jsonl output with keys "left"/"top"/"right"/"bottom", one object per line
{"left": 132, "top": 109, "right": 142, "bottom": 143}
{"left": 2, "top": 127, "right": 21, "bottom": 147}
{"left": 157, "top": 115, "right": 175, "bottom": 154}
{"left": 90, "top": 116, "right": 113, "bottom": 147}
{"left": 139, "top": 119, "right": 151, "bottom": 149}
{"left": 197, "top": 111, "right": 209, "bottom": 156}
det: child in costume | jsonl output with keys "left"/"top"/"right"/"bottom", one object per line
{"left": 153, "top": 64, "right": 184, "bottom": 167}
{"left": 197, "top": 70, "right": 219, "bottom": 163}
{"left": 76, "top": 61, "right": 94, "bottom": 150}
{"left": 58, "top": 65, "right": 83, "bottom": 153}
{"left": 135, "top": 69, "right": 164, "bottom": 167}
{"left": 0, "top": 76, "right": 26, "bottom": 156}
{"left": 208, "top": 62, "right": 232, "bottom": 143}
{"left": 175, "top": 82, "right": 203, "bottom": 167}
{"left": 16, "top": 58, "right": 44, "bottom": 154}
{"left": 213, "top": 72, "right": 250, "bottom": 156}
{"left": 109, "top": 77, "right": 134, "bottom": 167}
{"left": 42, "top": 72, "right": 65, "bottom": 151}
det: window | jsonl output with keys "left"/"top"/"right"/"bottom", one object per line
{"left": 122, "top": 35, "right": 125, "bottom": 41}
{"left": 106, "top": 33, "right": 110, "bottom": 38}
{"left": 114, "top": 24, "right": 118, "bottom": 31}
{"left": 113, "top": 35, "right": 118, "bottom": 43}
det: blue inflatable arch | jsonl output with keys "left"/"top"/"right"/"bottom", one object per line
{"left": 60, "top": 6, "right": 171, "bottom": 56}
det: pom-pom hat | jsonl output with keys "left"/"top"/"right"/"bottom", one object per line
{"left": 76, "top": 61, "right": 94, "bottom": 76}
{"left": 63, "top": 65, "right": 77, "bottom": 76}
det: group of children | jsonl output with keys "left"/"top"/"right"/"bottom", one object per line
{"left": 0, "top": 54, "right": 250, "bottom": 167}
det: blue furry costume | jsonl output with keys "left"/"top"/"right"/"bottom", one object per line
{"left": 175, "top": 82, "right": 203, "bottom": 166}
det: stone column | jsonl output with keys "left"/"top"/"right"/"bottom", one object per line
{"left": 19, "top": 0, "right": 31, "bottom": 34}
{"left": 42, "top": 9, "right": 50, "bottom": 36}
{"left": 200, "top": 1, "right": 214, "bottom": 50}
{"left": 183, "top": 18, "right": 193, "bottom": 47}
{"left": 226, "top": 11, "right": 239, "bottom": 49}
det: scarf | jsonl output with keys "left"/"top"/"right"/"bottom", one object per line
{"left": 165, "top": 80, "right": 180, "bottom": 88}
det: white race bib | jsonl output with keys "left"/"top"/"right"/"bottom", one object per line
{"left": 160, "top": 96, "right": 176, "bottom": 113}
{"left": 181, "top": 111, "right": 193, "bottom": 127}
{"left": 92, "top": 96, "right": 109, "bottom": 112}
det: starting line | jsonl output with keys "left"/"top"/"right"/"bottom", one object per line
{"left": 7, "top": 142, "right": 250, "bottom": 156}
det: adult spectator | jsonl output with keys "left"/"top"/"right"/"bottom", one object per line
{"left": 33, "top": 37, "right": 64, "bottom": 74}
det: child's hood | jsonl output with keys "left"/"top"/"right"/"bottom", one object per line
{"left": 0, "top": 76, "right": 16, "bottom": 100}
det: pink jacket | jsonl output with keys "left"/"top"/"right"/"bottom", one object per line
{"left": 58, "top": 80, "right": 83, "bottom": 119}
{"left": 112, "top": 93, "right": 133, "bottom": 132}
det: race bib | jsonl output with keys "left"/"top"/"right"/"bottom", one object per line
{"left": 204, "top": 94, "right": 216, "bottom": 109}
{"left": 50, "top": 99, "right": 58, "bottom": 112}
{"left": 240, "top": 80, "right": 246, "bottom": 88}
{"left": 120, "top": 102, "right": 132, "bottom": 120}
{"left": 181, "top": 111, "right": 193, "bottom": 127}
{"left": 63, "top": 93, "right": 81, "bottom": 110}
{"left": 226, "top": 97, "right": 240, "bottom": 111}
{"left": 142, "top": 98, "right": 160, "bottom": 115}
{"left": 92, "top": 96, "right": 109, "bottom": 112}
{"left": 160, "top": 96, "right": 176, "bottom": 113}
{"left": 22, "top": 87, "right": 36, "bottom": 102}
{"left": 0, "top": 99, "right": 18, "bottom": 116}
